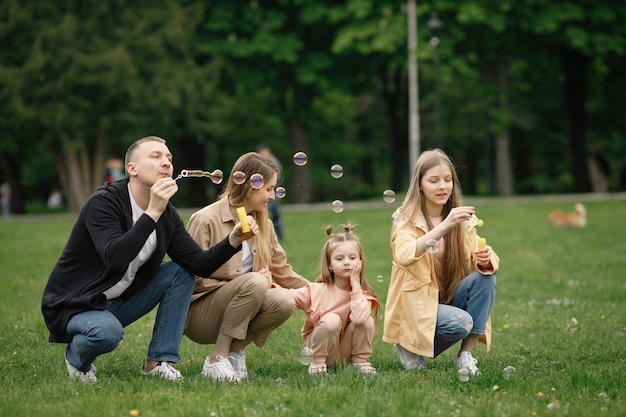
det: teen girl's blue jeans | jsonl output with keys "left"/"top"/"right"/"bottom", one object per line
{"left": 433, "top": 271, "right": 497, "bottom": 357}
{"left": 64, "top": 261, "right": 194, "bottom": 372}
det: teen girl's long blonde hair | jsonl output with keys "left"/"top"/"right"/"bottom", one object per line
{"left": 317, "top": 223, "right": 380, "bottom": 330}
{"left": 393, "top": 149, "right": 469, "bottom": 304}
{"left": 220, "top": 152, "right": 280, "bottom": 270}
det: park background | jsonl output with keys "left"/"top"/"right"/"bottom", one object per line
{"left": 1, "top": 2, "right": 626, "bottom": 416}
{"left": 1, "top": 0, "right": 625, "bottom": 215}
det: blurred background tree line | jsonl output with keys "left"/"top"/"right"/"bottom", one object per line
{"left": 1, "top": 0, "right": 625, "bottom": 213}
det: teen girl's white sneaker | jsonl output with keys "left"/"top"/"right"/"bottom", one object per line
{"left": 455, "top": 351, "right": 480, "bottom": 375}
{"left": 394, "top": 344, "right": 426, "bottom": 370}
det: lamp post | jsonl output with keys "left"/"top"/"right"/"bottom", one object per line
{"left": 427, "top": 12, "right": 444, "bottom": 150}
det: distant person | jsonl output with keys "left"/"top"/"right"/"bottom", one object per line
{"left": 1, "top": 181, "right": 10, "bottom": 217}
{"left": 185, "top": 152, "right": 308, "bottom": 382}
{"left": 588, "top": 145, "right": 610, "bottom": 193}
{"left": 103, "top": 157, "right": 126, "bottom": 183}
{"left": 47, "top": 189, "right": 63, "bottom": 210}
{"left": 256, "top": 143, "right": 284, "bottom": 240}
{"left": 384, "top": 149, "right": 499, "bottom": 377}
{"left": 291, "top": 224, "right": 379, "bottom": 375}
{"left": 41, "top": 136, "right": 253, "bottom": 383}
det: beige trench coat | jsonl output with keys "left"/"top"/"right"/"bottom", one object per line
{"left": 186, "top": 197, "right": 309, "bottom": 302}
{"left": 382, "top": 213, "right": 500, "bottom": 358}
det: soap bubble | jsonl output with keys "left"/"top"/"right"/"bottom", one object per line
{"left": 209, "top": 169, "right": 223, "bottom": 184}
{"left": 503, "top": 365, "right": 516, "bottom": 380}
{"left": 275, "top": 187, "right": 286, "bottom": 199}
{"left": 299, "top": 347, "right": 312, "bottom": 365}
{"left": 425, "top": 239, "right": 439, "bottom": 254}
{"left": 293, "top": 152, "right": 308, "bottom": 166}
{"left": 547, "top": 401, "right": 560, "bottom": 410}
{"left": 383, "top": 189, "right": 396, "bottom": 203}
{"left": 376, "top": 275, "right": 384, "bottom": 283}
{"left": 458, "top": 368, "right": 470, "bottom": 382}
{"left": 566, "top": 317, "right": 578, "bottom": 333}
{"left": 250, "top": 173, "right": 264, "bottom": 189}
{"left": 331, "top": 200, "right": 344, "bottom": 213}
{"left": 330, "top": 164, "right": 344, "bottom": 178}
{"left": 233, "top": 171, "right": 246, "bottom": 185}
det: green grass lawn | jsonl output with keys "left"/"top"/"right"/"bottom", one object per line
{"left": 1, "top": 197, "right": 625, "bottom": 417}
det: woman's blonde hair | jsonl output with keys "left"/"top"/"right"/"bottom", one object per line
{"left": 394, "top": 149, "right": 469, "bottom": 303}
{"left": 318, "top": 223, "right": 380, "bottom": 330}
{"left": 220, "top": 152, "right": 280, "bottom": 270}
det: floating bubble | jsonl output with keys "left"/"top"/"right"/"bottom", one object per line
{"left": 503, "top": 365, "right": 516, "bottom": 380}
{"left": 233, "top": 170, "right": 246, "bottom": 185}
{"left": 331, "top": 200, "right": 344, "bottom": 213}
{"left": 425, "top": 239, "right": 439, "bottom": 254}
{"left": 547, "top": 401, "right": 560, "bottom": 411}
{"left": 209, "top": 169, "right": 223, "bottom": 184}
{"left": 299, "top": 346, "right": 313, "bottom": 365}
{"left": 566, "top": 317, "right": 578, "bottom": 333}
{"left": 293, "top": 152, "right": 308, "bottom": 166}
{"left": 383, "top": 189, "right": 396, "bottom": 203}
{"left": 330, "top": 164, "right": 343, "bottom": 179}
{"left": 458, "top": 368, "right": 470, "bottom": 382}
{"left": 275, "top": 187, "right": 286, "bottom": 199}
{"left": 250, "top": 173, "right": 264, "bottom": 189}
{"left": 376, "top": 275, "right": 384, "bottom": 283}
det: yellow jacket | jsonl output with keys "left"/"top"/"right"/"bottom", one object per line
{"left": 186, "top": 197, "right": 309, "bottom": 303}
{"left": 382, "top": 212, "right": 499, "bottom": 358}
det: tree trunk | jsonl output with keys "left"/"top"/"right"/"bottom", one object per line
{"left": 289, "top": 118, "right": 311, "bottom": 203}
{"left": 561, "top": 48, "right": 591, "bottom": 192}
{"left": 494, "top": 44, "right": 513, "bottom": 195}
{"left": 56, "top": 132, "right": 107, "bottom": 212}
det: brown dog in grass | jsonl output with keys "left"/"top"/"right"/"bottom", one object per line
{"left": 549, "top": 203, "right": 587, "bottom": 228}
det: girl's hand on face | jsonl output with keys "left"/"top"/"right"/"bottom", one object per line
{"left": 475, "top": 245, "right": 492, "bottom": 267}
{"left": 350, "top": 260, "right": 363, "bottom": 290}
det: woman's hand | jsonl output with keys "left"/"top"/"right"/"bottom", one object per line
{"left": 229, "top": 215, "right": 259, "bottom": 248}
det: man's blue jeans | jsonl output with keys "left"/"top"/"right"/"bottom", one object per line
{"left": 64, "top": 261, "right": 194, "bottom": 372}
{"left": 433, "top": 271, "right": 497, "bottom": 357}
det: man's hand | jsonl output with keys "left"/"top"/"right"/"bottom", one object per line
{"left": 145, "top": 178, "right": 178, "bottom": 222}
{"left": 229, "top": 215, "right": 258, "bottom": 248}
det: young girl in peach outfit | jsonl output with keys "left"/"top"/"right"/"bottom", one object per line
{"left": 291, "top": 224, "right": 379, "bottom": 374}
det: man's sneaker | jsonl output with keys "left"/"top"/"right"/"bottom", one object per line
{"left": 141, "top": 361, "right": 183, "bottom": 381}
{"left": 352, "top": 361, "right": 377, "bottom": 374}
{"left": 308, "top": 362, "right": 327, "bottom": 374}
{"left": 455, "top": 351, "right": 480, "bottom": 375}
{"left": 65, "top": 356, "right": 97, "bottom": 383}
{"left": 394, "top": 344, "right": 426, "bottom": 370}
{"left": 228, "top": 350, "right": 248, "bottom": 380}
{"left": 202, "top": 355, "right": 239, "bottom": 382}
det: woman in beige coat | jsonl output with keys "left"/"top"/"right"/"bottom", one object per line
{"left": 185, "top": 152, "right": 309, "bottom": 382}
{"left": 383, "top": 149, "right": 499, "bottom": 377}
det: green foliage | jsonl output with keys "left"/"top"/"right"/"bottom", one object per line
{"left": 1, "top": 197, "right": 625, "bottom": 416}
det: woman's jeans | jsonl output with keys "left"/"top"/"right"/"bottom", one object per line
{"left": 64, "top": 261, "right": 194, "bottom": 372}
{"left": 433, "top": 271, "right": 496, "bottom": 357}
